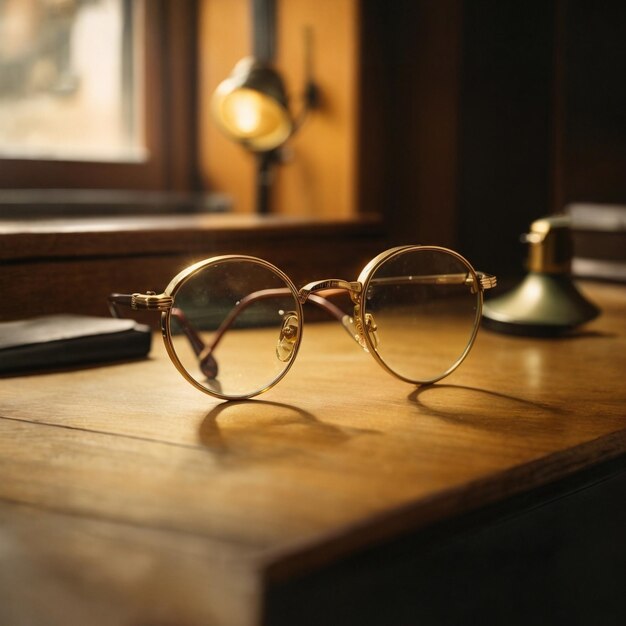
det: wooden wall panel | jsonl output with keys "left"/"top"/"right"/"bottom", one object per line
{"left": 198, "top": 0, "right": 358, "bottom": 216}
{"left": 557, "top": 0, "right": 626, "bottom": 206}
{"left": 359, "top": 1, "right": 557, "bottom": 275}
{"left": 457, "top": 1, "right": 556, "bottom": 276}
{"left": 359, "top": 1, "right": 462, "bottom": 249}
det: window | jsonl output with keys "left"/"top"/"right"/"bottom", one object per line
{"left": 0, "top": 0, "right": 144, "bottom": 162}
{"left": 0, "top": 0, "right": 197, "bottom": 192}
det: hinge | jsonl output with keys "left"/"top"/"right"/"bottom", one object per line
{"left": 131, "top": 291, "right": 173, "bottom": 311}
{"left": 478, "top": 273, "right": 497, "bottom": 291}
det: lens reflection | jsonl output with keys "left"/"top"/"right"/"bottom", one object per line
{"left": 363, "top": 248, "right": 480, "bottom": 383}
{"left": 167, "top": 258, "right": 301, "bottom": 399}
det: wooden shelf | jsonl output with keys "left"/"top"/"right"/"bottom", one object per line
{"left": 0, "top": 213, "right": 385, "bottom": 322}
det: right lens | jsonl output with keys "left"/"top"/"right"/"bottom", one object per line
{"left": 165, "top": 257, "right": 302, "bottom": 399}
{"left": 361, "top": 247, "right": 482, "bottom": 384}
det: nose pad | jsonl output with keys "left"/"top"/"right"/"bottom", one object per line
{"left": 276, "top": 311, "right": 300, "bottom": 362}
{"left": 364, "top": 312, "right": 379, "bottom": 349}
{"left": 346, "top": 306, "right": 379, "bottom": 352}
{"left": 341, "top": 313, "right": 368, "bottom": 352}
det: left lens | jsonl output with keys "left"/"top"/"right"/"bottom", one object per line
{"left": 361, "top": 247, "right": 482, "bottom": 383}
{"left": 165, "top": 256, "right": 302, "bottom": 399}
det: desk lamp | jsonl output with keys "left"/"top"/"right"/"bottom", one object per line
{"left": 482, "top": 215, "right": 600, "bottom": 336}
{"left": 211, "top": 0, "right": 318, "bottom": 213}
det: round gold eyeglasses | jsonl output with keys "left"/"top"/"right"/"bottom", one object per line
{"left": 109, "top": 246, "right": 496, "bottom": 400}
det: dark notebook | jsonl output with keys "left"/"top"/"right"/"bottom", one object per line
{"left": 0, "top": 315, "right": 152, "bottom": 374}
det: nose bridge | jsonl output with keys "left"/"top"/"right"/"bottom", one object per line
{"left": 298, "top": 279, "right": 362, "bottom": 304}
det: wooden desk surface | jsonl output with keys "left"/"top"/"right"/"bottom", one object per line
{"left": 1, "top": 281, "right": 625, "bottom": 625}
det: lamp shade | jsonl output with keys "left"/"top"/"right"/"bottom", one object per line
{"left": 212, "top": 57, "right": 293, "bottom": 152}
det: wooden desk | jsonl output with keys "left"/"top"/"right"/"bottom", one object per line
{"left": 1, "top": 281, "right": 625, "bottom": 625}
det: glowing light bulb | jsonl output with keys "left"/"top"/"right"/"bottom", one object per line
{"left": 212, "top": 59, "right": 294, "bottom": 151}
{"left": 229, "top": 90, "right": 261, "bottom": 135}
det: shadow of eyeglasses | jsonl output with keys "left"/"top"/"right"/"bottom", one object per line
{"left": 198, "top": 399, "right": 380, "bottom": 461}
{"left": 408, "top": 384, "right": 566, "bottom": 432}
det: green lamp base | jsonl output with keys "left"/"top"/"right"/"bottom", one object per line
{"left": 482, "top": 273, "right": 600, "bottom": 337}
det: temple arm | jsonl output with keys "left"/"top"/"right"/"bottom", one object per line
{"left": 108, "top": 289, "right": 352, "bottom": 380}
{"left": 194, "top": 288, "right": 352, "bottom": 377}
{"left": 369, "top": 272, "right": 497, "bottom": 291}
{"left": 108, "top": 292, "right": 219, "bottom": 377}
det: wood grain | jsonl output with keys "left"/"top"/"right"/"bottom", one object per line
{"left": 1, "top": 281, "right": 625, "bottom": 625}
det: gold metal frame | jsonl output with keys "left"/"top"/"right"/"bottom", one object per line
{"left": 108, "top": 246, "right": 496, "bottom": 400}
{"left": 163, "top": 255, "right": 304, "bottom": 400}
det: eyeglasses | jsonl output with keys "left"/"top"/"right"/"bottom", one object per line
{"left": 108, "top": 245, "right": 496, "bottom": 400}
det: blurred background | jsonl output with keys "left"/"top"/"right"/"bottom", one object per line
{"left": 1, "top": 0, "right": 625, "bottom": 308}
